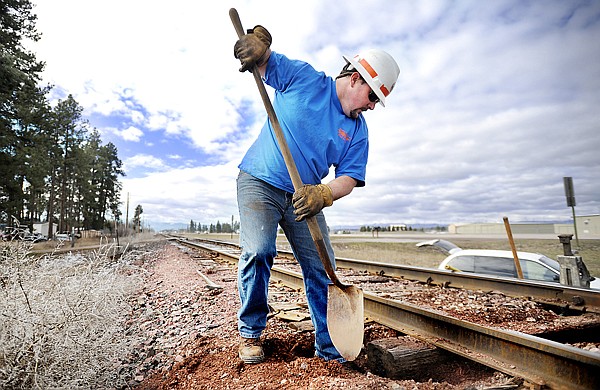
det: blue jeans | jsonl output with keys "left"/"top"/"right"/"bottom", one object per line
{"left": 236, "top": 171, "right": 343, "bottom": 361}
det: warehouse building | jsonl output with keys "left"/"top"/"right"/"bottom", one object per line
{"left": 448, "top": 214, "right": 600, "bottom": 236}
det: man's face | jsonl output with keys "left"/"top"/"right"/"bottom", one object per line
{"left": 347, "top": 74, "right": 379, "bottom": 119}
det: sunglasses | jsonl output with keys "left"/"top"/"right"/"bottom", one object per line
{"left": 368, "top": 89, "right": 380, "bottom": 103}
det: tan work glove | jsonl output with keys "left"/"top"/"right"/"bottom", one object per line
{"left": 292, "top": 184, "right": 334, "bottom": 222}
{"left": 234, "top": 25, "right": 272, "bottom": 72}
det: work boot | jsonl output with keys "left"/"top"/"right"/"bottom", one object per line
{"left": 238, "top": 337, "right": 264, "bottom": 364}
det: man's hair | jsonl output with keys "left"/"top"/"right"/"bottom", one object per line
{"left": 336, "top": 62, "right": 357, "bottom": 80}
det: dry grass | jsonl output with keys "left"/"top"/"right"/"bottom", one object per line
{"left": 0, "top": 237, "right": 148, "bottom": 389}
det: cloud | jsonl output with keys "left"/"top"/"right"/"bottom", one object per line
{"left": 123, "top": 154, "right": 169, "bottom": 173}
{"left": 28, "top": 0, "right": 600, "bottom": 229}
{"left": 121, "top": 162, "right": 240, "bottom": 225}
{"left": 118, "top": 126, "right": 144, "bottom": 142}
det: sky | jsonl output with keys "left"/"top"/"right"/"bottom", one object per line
{"left": 26, "top": 0, "right": 600, "bottom": 230}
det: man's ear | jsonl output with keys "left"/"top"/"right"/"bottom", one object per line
{"left": 350, "top": 72, "right": 361, "bottom": 86}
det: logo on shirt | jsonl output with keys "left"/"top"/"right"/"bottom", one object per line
{"left": 338, "top": 128, "right": 351, "bottom": 142}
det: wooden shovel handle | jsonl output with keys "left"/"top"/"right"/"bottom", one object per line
{"left": 229, "top": 8, "right": 345, "bottom": 288}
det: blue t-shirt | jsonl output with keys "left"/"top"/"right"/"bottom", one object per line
{"left": 238, "top": 52, "right": 369, "bottom": 194}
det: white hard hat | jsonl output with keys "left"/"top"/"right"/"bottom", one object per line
{"left": 342, "top": 49, "right": 400, "bottom": 107}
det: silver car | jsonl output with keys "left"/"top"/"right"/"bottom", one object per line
{"left": 417, "top": 239, "right": 600, "bottom": 289}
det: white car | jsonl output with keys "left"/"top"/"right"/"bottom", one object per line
{"left": 417, "top": 239, "right": 600, "bottom": 289}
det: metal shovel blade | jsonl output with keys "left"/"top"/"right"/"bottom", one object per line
{"left": 327, "top": 284, "right": 364, "bottom": 361}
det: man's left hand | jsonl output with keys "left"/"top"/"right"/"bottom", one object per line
{"left": 292, "top": 184, "right": 333, "bottom": 222}
{"left": 234, "top": 25, "right": 272, "bottom": 72}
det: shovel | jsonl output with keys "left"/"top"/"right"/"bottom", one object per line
{"left": 230, "top": 8, "right": 364, "bottom": 361}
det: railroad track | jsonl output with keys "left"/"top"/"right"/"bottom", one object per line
{"left": 169, "top": 236, "right": 600, "bottom": 389}
{"left": 175, "top": 236, "right": 600, "bottom": 314}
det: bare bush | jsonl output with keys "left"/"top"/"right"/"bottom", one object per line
{"left": 0, "top": 239, "right": 147, "bottom": 389}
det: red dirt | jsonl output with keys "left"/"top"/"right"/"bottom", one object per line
{"left": 126, "top": 241, "right": 518, "bottom": 389}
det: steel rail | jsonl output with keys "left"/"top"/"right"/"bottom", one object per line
{"left": 363, "top": 290, "right": 600, "bottom": 390}
{"left": 174, "top": 237, "right": 600, "bottom": 389}
{"left": 176, "top": 236, "right": 600, "bottom": 313}
{"left": 267, "top": 264, "right": 600, "bottom": 389}
{"left": 331, "top": 256, "right": 600, "bottom": 314}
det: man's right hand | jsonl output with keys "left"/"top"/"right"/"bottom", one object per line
{"left": 292, "top": 184, "right": 334, "bottom": 222}
{"left": 234, "top": 25, "right": 272, "bottom": 72}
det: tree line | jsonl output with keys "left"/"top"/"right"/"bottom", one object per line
{"left": 1, "top": 0, "right": 124, "bottom": 235}
{"left": 188, "top": 219, "right": 240, "bottom": 234}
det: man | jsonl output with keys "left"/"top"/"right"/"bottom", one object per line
{"left": 233, "top": 25, "right": 400, "bottom": 363}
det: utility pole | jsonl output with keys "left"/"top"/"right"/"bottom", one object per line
{"left": 125, "top": 192, "right": 130, "bottom": 232}
{"left": 115, "top": 215, "right": 119, "bottom": 248}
